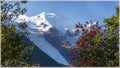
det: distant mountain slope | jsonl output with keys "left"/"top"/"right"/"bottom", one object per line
{"left": 14, "top": 12, "right": 97, "bottom": 66}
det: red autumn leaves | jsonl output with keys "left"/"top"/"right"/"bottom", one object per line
{"left": 70, "top": 21, "right": 102, "bottom": 66}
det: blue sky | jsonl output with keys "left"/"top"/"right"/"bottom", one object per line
{"left": 22, "top": 1, "right": 119, "bottom": 27}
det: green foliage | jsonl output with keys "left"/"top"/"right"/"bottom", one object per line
{"left": 1, "top": 1, "right": 34, "bottom": 66}
{"left": 1, "top": 25, "right": 33, "bottom": 66}
{"left": 71, "top": 7, "right": 119, "bottom": 66}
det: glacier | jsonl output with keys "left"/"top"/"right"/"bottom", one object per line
{"left": 28, "top": 33, "right": 69, "bottom": 65}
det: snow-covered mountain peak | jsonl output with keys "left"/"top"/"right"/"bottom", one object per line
{"left": 15, "top": 12, "right": 58, "bottom": 34}
{"left": 15, "top": 12, "right": 70, "bottom": 34}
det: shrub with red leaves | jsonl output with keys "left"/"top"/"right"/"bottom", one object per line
{"left": 70, "top": 7, "right": 119, "bottom": 67}
{"left": 70, "top": 21, "right": 102, "bottom": 66}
